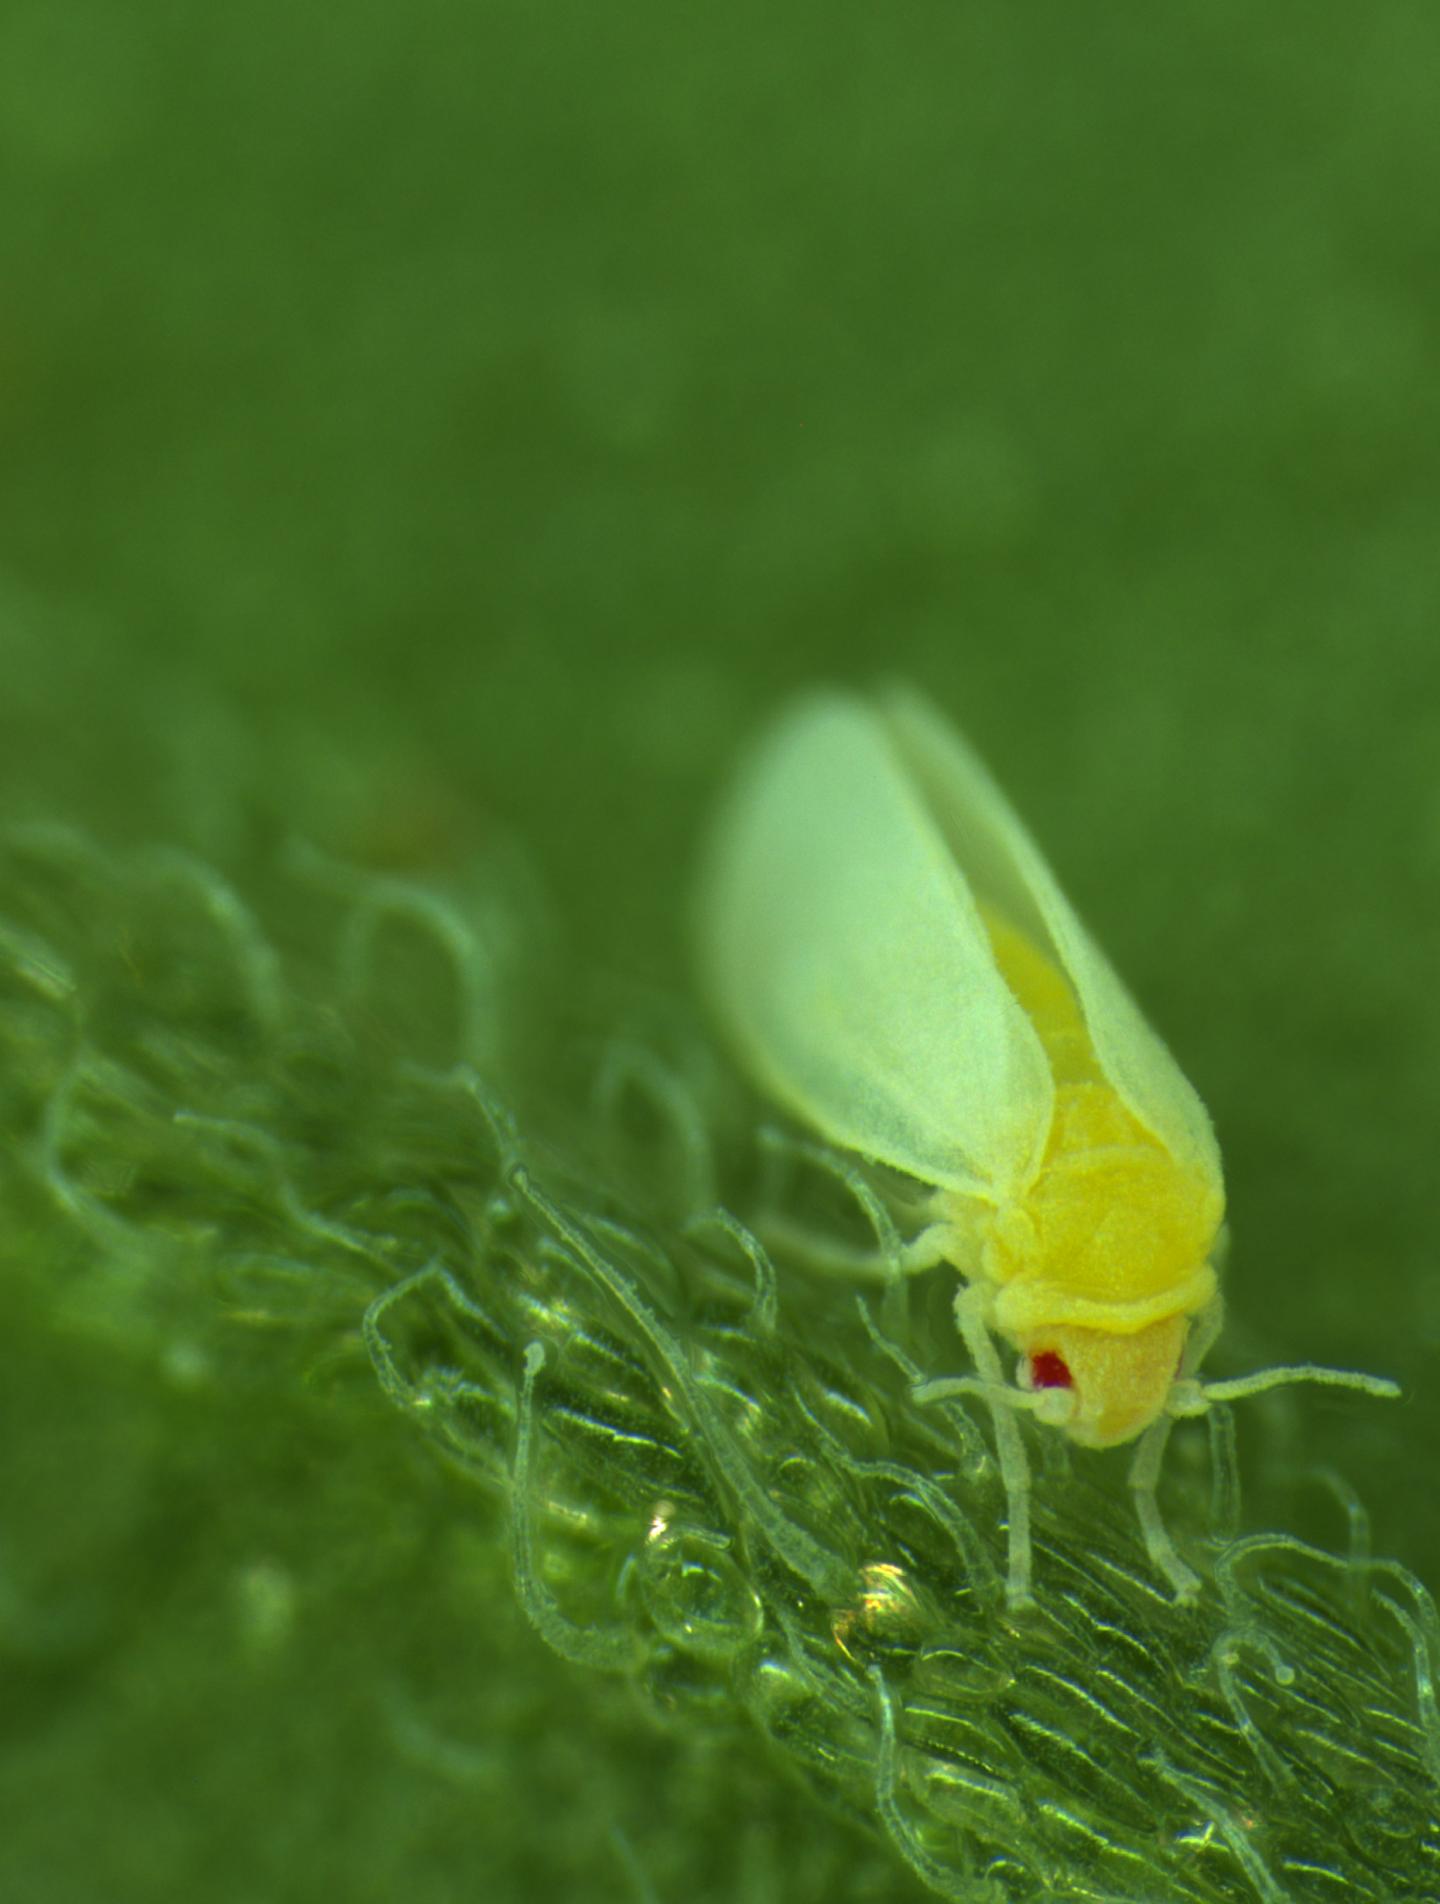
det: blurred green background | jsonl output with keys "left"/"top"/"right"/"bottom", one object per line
{"left": 1, "top": 3, "right": 1437, "bottom": 1899}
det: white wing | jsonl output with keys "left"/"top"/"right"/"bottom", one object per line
{"left": 696, "top": 692, "right": 1053, "bottom": 1198}
{"left": 879, "top": 684, "right": 1221, "bottom": 1183}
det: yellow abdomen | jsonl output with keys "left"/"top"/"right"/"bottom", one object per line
{"left": 977, "top": 912, "right": 1223, "bottom": 1338}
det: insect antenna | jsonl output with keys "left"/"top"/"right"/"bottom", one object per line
{"left": 1169, "top": 1364, "right": 1401, "bottom": 1418}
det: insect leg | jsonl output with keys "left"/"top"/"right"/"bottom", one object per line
{"left": 1128, "top": 1412, "right": 1202, "bottom": 1602}
{"left": 951, "top": 1282, "right": 1035, "bottom": 1611}
{"left": 1180, "top": 1293, "right": 1225, "bottom": 1377}
{"left": 756, "top": 1214, "right": 964, "bottom": 1283}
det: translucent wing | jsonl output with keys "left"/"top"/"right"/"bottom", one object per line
{"left": 696, "top": 692, "right": 1053, "bottom": 1198}
{"left": 879, "top": 684, "right": 1221, "bottom": 1183}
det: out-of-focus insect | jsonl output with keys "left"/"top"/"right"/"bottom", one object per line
{"left": 697, "top": 685, "right": 1399, "bottom": 1607}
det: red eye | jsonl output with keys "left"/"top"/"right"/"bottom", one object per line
{"left": 1029, "top": 1350, "right": 1072, "bottom": 1390}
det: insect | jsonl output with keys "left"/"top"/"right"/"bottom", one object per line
{"left": 696, "top": 685, "right": 1398, "bottom": 1607}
